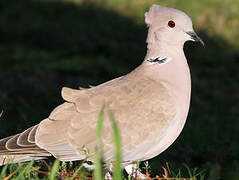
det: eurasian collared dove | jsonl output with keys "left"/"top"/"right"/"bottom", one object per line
{"left": 0, "top": 4, "right": 203, "bottom": 174}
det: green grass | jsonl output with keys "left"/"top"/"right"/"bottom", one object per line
{"left": 94, "top": 107, "right": 123, "bottom": 179}
{"left": 110, "top": 111, "right": 122, "bottom": 179}
{"left": 93, "top": 0, "right": 239, "bottom": 49}
{"left": 94, "top": 106, "right": 105, "bottom": 180}
{"left": 0, "top": 0, "right": 239, "bottom": 179}
{"left": 0, "top": 160, "right": 207, "bottom": 179}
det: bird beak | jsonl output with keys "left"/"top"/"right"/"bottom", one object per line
{"left": 186, "top": 31, "right": 204, "bottom": 46}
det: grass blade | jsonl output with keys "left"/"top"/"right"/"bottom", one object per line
{"left": 70, "top": 164, "right": 84, "bottom": 180}
{"left": 96, "top": 106, "right": 105, "bottom": 141}
{"left": 49, "top": 159, "right": 60, "bottom": 180}
{"left": 110, "top": 112, "right": 122, "bottom": 180}
{"left": 94, "top": 106, "right": 105, "bottom": 180}
{"left": 183, "top": 163, "right": 193, "bottom": 178}
{"left": 0, "top": 164, "right": 8, "bottom": 179}
{"left": 17, "top": 160, "right": 34, "bottom": 179}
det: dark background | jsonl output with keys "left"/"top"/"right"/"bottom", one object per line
{"left": 0, "top": 0, "right": 238, "bottom": 179}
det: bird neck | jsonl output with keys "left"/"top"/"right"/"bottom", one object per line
{"left": 140, "top": 43, "right": 191, "bottom": 119}
{"left": 142, "top": 42, "right": 190, "bottom": 89}
{"left": 144, "top": 42, "right": 184, "bottom": 61}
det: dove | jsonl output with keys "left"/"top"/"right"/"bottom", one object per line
{"left": 0, "top": 4, "right": 203, "bottom": 177}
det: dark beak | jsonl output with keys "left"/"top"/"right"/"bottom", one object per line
{"left": 186, "top": 31, "right": 204, "bottom": 46}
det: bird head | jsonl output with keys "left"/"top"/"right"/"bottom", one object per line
{"left": 145, "top": 5, "right": 204, "bottom": 47}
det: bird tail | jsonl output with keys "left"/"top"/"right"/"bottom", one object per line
{"left": 0, "top": 125, "right": 51, "bottom": 166}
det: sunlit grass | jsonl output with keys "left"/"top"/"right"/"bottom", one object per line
{"left": 66, "top": 0, "right": 239, "bottom": 49}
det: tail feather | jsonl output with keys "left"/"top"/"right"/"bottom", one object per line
{"left": 0, "top": 125, "right": 51, "bottom": 166}
{"left": 0, "top": 154, "right": 47, "bottom": 166}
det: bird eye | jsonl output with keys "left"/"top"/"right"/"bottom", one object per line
{"left": 168, "top": 20, "right": 175, "bottom": 28}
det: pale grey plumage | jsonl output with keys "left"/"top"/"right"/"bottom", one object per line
{"left": 0, "top": 4, "right": 203, "bottom": 167}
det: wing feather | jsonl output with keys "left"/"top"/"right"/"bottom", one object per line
{"left": 35, "top": 71, "right": 176, "bottom": 164}
{"left": 0, "top": 136, "right": 14, "bottom": 151}
{"left": 28, "top": 125, "right": 38, "bottom": 143}
{"left": 66, "top": 74, "right": 176, "bottom": 163}
{"left": 62, "top": 87, "right": 82, "bottom": 102}
{"left": 17, "top": 126, "right": 36, "bottom": 146}
{"left": 0, "top": 125, "right": 51, "bottom": 164}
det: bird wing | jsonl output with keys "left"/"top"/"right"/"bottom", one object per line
{"left": 0, "top": 125, "right": 51, "bottom": 165}
{"left": 36, "top": 72, "right": 176, "bottom": 163}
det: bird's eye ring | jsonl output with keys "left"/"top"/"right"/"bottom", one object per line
{"left": 168, "top": 20, "right": 175, "bottom": 28}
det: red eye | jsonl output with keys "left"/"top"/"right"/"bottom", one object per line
{"left": 168, "top": 20, "right": 175, "bottom": 28}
